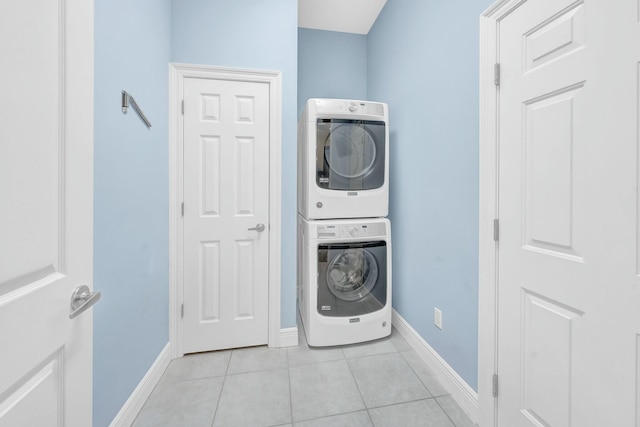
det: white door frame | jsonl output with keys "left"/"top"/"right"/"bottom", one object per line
{"left": 169, "top": 63, "right": 282, "bottom": 357}
{"left": 478, "top": 1, "right": 525, "bottom": 426}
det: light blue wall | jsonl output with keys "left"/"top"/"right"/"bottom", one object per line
{"left": 93, "top": 0, "right": 171, "bottom": 425}
{"left": 171, "top": 0, "right": 298, "bottom": 328}
{"left": 298, "top": 29, "right": 367, "bottom": 116}
{"left": 367, "top": 0, "right": 492, "bottom": 391}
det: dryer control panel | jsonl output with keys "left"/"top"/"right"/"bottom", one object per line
{"left": 309, "top": 98, "right": 386, "bottom": 118}
{"left": 316, "top": 222, "right": 386, "bottom": 239}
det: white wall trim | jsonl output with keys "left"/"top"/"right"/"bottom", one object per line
{"left": 392, "top": 310, "right": 478, "bottom": 423}
{"left": 478, "top": 2, "right": 530, "bottom": 426}
{"left": 109, "top": 343, "right": 171, "bottom": 427}
{"left": 279, "top": 327, "right": 299, "bottom": 348}
{"left": 169, "top": 63, "right": 282, "bottom": 357}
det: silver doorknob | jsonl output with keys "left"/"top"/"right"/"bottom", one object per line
{"left": 69, "top": 285, "right": 101, "bottom": 319}
{"left": 248, "top": 223, "right": 266, "bottom": 232}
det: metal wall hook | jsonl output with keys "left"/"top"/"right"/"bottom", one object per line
{"left": 122, "top": 90, "right": 152, "bottom": 128}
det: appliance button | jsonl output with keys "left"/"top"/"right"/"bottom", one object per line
{"left": 350, "top": 227, "right": 359, "bottom": 236}
{"left": 348, "top": 103, "right": 357, "bottom": 112}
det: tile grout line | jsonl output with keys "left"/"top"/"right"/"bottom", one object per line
{"left": 343, "top": 352, "right": 369, "bottom": 411}
{"left": 292, "top": 396, "right": 447, "bottom": 426}
{"left": 286, "top": 346, "right": 294, "bottom": 426}
{"left": 209, "top": 350, "right": 233, "bottom": 427}
{"left": 345, "top": 347, "right": 447, "bottom": 424}
{"left": 366, "top": 407, "right": 377, "bottom": 427}
{"left": 342, "top": 348, "right": 397, "bottom": 361}
{"left": 433, "top": 396, "right": 460, "bottom": 427}
{"left": 292, "top": 408, "right": 371, "bottom": 425}
{"left": 398, "top": 349, "right": 451, "bottom": 397}
{"left": 287, "top": 332, "right": 367, "bottom": 425}
{"left": 368, "top": 395, "right": 440, "bottom": 411}
{"left": 224, "top": 345, "right": 289, "bottom": 376}
{"left": 289, "top": 317, "right": 306, "bottom": 425}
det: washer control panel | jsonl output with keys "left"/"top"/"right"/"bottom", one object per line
{"left": 316, "top": 222, "right": 386, "bottom": 239}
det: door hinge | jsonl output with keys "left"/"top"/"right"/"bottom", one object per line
{"left": 493, "top": 219, "right": 499, "bottom": 242}
{"left": 181, "top": 202, "right": 184, "bottom": 217}
{"left": 492, "top": 373, "right": 499, "bottom": 397}
{"left": 181, "top": 303, "right": 184, "bottom": 318}
{"left": 494, "top": 63, "right": 500, "bottom": 86}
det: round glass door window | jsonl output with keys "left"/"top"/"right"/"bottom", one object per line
{"left": 326, "top": 249, "right": 379, "bottom": 301}
{"left": 323, "top": 124, "right": 377, "bottom": 179}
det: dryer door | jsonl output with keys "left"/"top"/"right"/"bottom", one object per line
{"left": 317, "top": 241, "right": 387, "bottom": 317}
{"left": 316, "top": 119, "right": 386, "bottom": 191}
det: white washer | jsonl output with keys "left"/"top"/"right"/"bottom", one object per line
{"left": 298, "top": 215, "right": 392, "bottom": 346}
{"left": 298, "top": 98, "right": 389, "bottom": 220}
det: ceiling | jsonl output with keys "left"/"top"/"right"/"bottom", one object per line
{"left": 298, "top": 0, "right": 387, "bottom": 35}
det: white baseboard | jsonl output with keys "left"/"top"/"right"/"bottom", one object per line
{"left": 392, "top": 309, "right": 478, "bottom": 423}
{"left": 278, "top": 327, "right": 299, "bottom": 348}
{"left": 109, "top": 343, "right": 172, "bottom": 427}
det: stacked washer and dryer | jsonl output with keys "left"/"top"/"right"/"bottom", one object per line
{"left": 297, "top": 98, "right": 392, "bottom": 347}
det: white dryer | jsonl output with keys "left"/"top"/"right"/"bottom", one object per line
{"left": 298, "top": 98, "right": 389, "bottom": 220}
{"left": 298, "top": 215, "right": 392, "bottom": 346}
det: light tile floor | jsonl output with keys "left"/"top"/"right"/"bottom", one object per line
{"left": 133, "top": 326, "right": 477, "bottom": 427}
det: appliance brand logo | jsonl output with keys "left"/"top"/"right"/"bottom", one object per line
{"left": 349, "top": 318, "right": 360, "bottom": 323}
{"left": 347, "top": 192, "right": 358, "bottom": 196}
{"left": 321, "top": 305, "right": 332, "bottom": 311}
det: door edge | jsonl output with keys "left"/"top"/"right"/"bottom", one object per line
{"left": 479, "top": 1, "right": 531, "bottom": 426}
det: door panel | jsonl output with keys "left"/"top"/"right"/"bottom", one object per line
{"left": 523, "top": 84, "right": 584, "bottom": 260}
{"left": 0, "top": 352, "right": 63, "bottom": 426}
{"left": 520, "top": 291, "right": 582, "bottom": 427}
{"left": 523, "top": 3, "right": 585, "bottom": 72}
{"left": 201, "top": 136, "right": 221, "bottom": 216}
{"left": 0, "top": 0, "right": 93, "bottom": 425}
{"left": 235, "top": 137, "right": 257, "bottom": 215}
{"left": 183, "top": 77, "right": 270, "bottom": 353}
{"left": 200, "top": 241, "right": 221, "bottom": 322}
{"left": 498, "top": 0, "right": 640, "bottom": 425}
{"left": 0, "top": 0, "right": 61, "bottom": 287}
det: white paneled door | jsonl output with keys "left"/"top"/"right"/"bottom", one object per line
{"left": 182, "top": 77, "right": 270, "bottom": 353}
{"left": 0, "top": 0, "right": 93, "bottom": 426}
{"left": 497, "top": 0, "right": 640, "bottom": 425}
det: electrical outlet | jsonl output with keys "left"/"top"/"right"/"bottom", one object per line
{"left": 434, "top": 307, "right": 443, "bottom": 330}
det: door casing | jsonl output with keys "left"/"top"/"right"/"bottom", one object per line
{"left": 169, "top": 63, "right": 282, "bottom": 357}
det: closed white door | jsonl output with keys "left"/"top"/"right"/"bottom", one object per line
{"left": 497, "top": 0, "right": 640, "bottom": 425}
{"left": 0, "top": 0, "right": 94, "bottom": 426}
{"left": 182, "top": 77, "right": 270, "bottom": 353}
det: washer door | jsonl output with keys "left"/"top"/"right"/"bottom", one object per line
{"left": 317, "top": 242, "right": 387, "bottom": 317}
{"left": 315, "top": 119, "right": 386, "bottom": 191}
{"left": 326, "top": 249, "right": 378, "bottom": 301}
